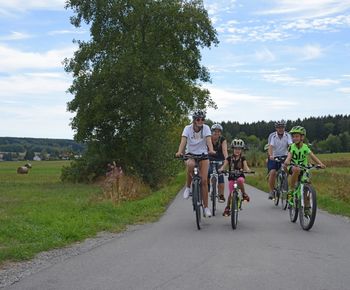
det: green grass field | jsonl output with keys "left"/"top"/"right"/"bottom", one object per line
{"left": 245, "top": 152, "right": 350, "bottom": 217}
{"left": 0, "top": 161, "right": 185, "bottom": 265}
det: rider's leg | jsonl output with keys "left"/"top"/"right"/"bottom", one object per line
{"left": 237, "top": 177, "right": 250, "bottom": 202}
{"left": 290, "top": 166, "right": 301, "bottom": 189}
{"left": 207, "top": 162, "right": 213, "bottom": 193}
{"left": 200, "top": 159, "right": 209, "bottom": 208}
{"left": 223, "top": 180, "right": 234, "bottom": 216}
{"left": 183, "top": 159, "right": 195, "bottom": 199}
{"left": 218, "top": 173, "right": 225, "bottom": 202}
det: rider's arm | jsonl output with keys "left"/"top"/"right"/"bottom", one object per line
{"left": 219, "top": 159, "right": 228, "bottom": 172}
{"left": 243, "top": 160, "right": 250, "bottom": 172}
{"left": 284, "top": 152, "right": 292, "bottom": 165}
{"left": 309, "top": 152, "right": 326, "bottom": 168}
{"left": 268, "top": 144, "right": 274, "bottom": 160}
{"left": 176, "top": 136, "right": 187, "bottom": 157}
{"left": 206, "top": 136, "right": 215, "bottom": 154}
{"left": 222, "top": 139, "right": 228, "bottom": 159}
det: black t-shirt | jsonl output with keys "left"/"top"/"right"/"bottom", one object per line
{"left": 210, "top": 136, "right": 226, "bottom": 161}
{"left": 227, "top": 155, "right": 246, "bottom": 180}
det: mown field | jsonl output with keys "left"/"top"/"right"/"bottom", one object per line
{"left": 0, "top": 161, "right": 185, "bottom": 265}
{"left": 246, "top": 153, "right": 350, "bottom": 217}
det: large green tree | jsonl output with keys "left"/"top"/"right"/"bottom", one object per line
{"left": 64, "top": 0, "right": 218, "bottom": 185}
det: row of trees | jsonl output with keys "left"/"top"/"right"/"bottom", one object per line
{"left": 0, "top": 137, "right": 85, "bottom": 154}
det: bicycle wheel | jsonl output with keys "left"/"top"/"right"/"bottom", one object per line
{"left": 192, "top": 181, "right": 201, "bottom": 230}
{"left": 231, "top": 191, "right": 239, "bottom": 230}
{"left": 274, "top": 175, "right": 281, "bottom": 206}
{"left": 299, "top": 184, "right": 317, "bottom": 231}
{"left": 211, "top": 177, "right": 217, "bottom": 216}
{"left": 289, "top": 194, "right": 299, "bottom": 223}
{"left": 280, "top": 172, "right": 288, "bottom": 210}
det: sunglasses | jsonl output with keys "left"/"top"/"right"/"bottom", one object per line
{"left": 195, "top": 118, "right": 205, "bottom": 122}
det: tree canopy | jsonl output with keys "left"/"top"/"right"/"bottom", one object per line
{"left": 64, "top": 0, "right": 218, "bottom": 185}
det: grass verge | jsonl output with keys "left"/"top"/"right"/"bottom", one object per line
{"left": 0, "top": 161, "right": 185, "bottom": 265}
{"left": 245, "top": 152, "right": 350, "bottom": 217}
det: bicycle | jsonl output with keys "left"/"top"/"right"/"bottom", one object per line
{"left": 209, "top": 160, "right": 224, "bottom": 216}
{"left": 222, "top": 170, "right": 254, "bottom": 230}
{"left": 177, "top": 154, "right": 209, "bottom": 230}
{"left": 287, "top": 164, "right": 323, "bottom": 231}
{"left": 272, "top": 156, "right": 288, "bottom": 209}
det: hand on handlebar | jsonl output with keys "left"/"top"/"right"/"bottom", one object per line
{"left": 208, "top": 150, "right": 216, "bottom": 155}
{"left": 175, "top": 152, "right": 183, "bottom": 158}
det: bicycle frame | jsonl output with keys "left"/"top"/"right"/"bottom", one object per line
{"left": 177, "top": 154, "right": 209, "bottom": 230}
{"left": 209, "top": 160, "right": 223, "bottom": 216}
{"left": 288, "top": 164, "right": 322, "bottom": 230}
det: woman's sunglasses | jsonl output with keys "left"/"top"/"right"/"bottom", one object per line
{"left": 195, "top": 118, "right": 205, "bottom": 122}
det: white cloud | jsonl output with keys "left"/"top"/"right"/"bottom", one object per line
{"left": 254, "top": 47, "right": 276, "bottom": 62}
{"left": 218, "top": 14, "right": 350, "bottom": 43}
{"left": 257, "top": 0, "right": 350, "bottom": 19}
{"left": 0, "top": 31, "right": 33, "bottom": 41}
{"left": 284, "top": 44, "right": 324, "bottom": 60}
{"left": 0, "top": 44, "right": 76, "bottom": 72}
{"left": 0, "top": 73, "right": 70, "bottom": 98}
{"left": 0, "top": 0, "right": 64, "bottom": 14}
{"left": 306, "top": 78, "right": 339, "bottom": 86}
{"left": 0, "top": 103, "right": 74, "bottom": 139}
{"left": 337, "top": 87, "right": 350, "bottom": 93}
{"left": 205, "top": 86, "right": 297, "bottom": 123}
{"left": 204, "top": 0, "right": 237, "bottom": 16}
{"left": 48, "top": 29, "right": 87, "bottom": 36}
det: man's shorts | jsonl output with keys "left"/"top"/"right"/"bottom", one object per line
{"left": 267, "top": 156, "right": 286, "bottom": 172}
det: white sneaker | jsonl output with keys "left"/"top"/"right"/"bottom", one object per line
{"left": 204, "top": 207, "right": 212, "bottom": 218}
{"left": 183, "top": 187, "right": 191, "bottom": 199}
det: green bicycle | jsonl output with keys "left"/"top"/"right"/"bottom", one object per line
{"left": 288, "top": 164, "right": 323, "bottom": 231}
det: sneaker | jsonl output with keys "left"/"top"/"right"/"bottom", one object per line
{"left": 218, "top": 194, "right": 226, "bottom": 203}
{"left": 223, "top": 206, "right": 230, "bottom": 217}
{"left": 242, "top": 193, "right": 250, "bottom": 202}
{"left": 204, "top": 207, "right": 212, "bottom": 218}
{"left": 268, "top": 191, "right": 274, "bottom": 200}
{"left": 183, "top": 187, "right": 191, "bottom": 199}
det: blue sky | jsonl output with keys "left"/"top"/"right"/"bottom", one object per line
{"left": 0, "top": 1, "right": 349, "bottom": 139}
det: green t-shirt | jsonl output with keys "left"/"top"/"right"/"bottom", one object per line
{"left": 289, "top": 143, "right": 311, "bottom": 166}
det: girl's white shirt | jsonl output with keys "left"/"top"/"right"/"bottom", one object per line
{"left": 182, "top": 124, "right": 211, "bottom": 155}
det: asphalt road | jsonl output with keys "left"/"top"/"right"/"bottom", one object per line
{"left": 4, "top": 185, "right": 350, "bottom": 290}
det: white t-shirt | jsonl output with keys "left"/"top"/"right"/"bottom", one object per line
{"left": 268, "top": 131, "right": 292, "bottom": 157}
{"left": 182, "top": 124, "right": 211, "bottom": 155}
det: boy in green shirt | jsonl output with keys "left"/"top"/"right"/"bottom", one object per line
{"left": 284, "top": 126, "right": 326, "bottom": 195}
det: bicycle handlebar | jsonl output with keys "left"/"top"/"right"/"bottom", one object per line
{"left": 289, "top": 163, "right": 324, "bottom": 170}
{"left": 175, "top": 153, "right": 209, "bottom": 161}
{"left": 221, "top": 170, "right": 255, "bottom": 175}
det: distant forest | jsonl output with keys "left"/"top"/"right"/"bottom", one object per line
{"left": 209, "top": 114, "right": 350, "bottom": 153}
{"left": 0, "top": 137, "right": 85, "bottom": 161}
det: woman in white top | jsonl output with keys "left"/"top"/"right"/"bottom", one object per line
{"left": 176, "top": 110, "right": 215, "bottom": 217}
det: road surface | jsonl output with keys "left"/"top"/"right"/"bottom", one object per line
{"left": 4, "top": 185, "right": 350, "bottom": 290}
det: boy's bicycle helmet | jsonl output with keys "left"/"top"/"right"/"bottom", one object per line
{"left": 192, "top": 110, "right": 206, "bottom": 120}
{"left": 289, "top": 126, "right": 306, "bottom": 136}
{"left": 231, "top": 138, "right": 245, "bottom": 148}
{"left": 211, "top": 123, "right": 223, "bottom": 132}
{"left": 275, "top": 119, "right": 286, "bottom": 128}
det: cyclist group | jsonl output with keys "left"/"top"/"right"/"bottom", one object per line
{"left": 175, "top": 110, "right": 326, "bottom": 218}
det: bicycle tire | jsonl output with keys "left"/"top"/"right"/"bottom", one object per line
{"left": 281, "top": 173, "right": 288, "bottom": 210}
{"left": 289, "top": 194, "right": 299, "bottom": 223}
{"left": 192, "top": 180, "right": 201, "bottom": 230}
{"left": 231, "top": 190, "right": 239, "bottom": 230}
{"left": 299, "top": 184, "right": 317, "bottom": 231}
{"left": 211, "top": 177, "right": 217, "bottom": 216}
{"left": 274, "top": 177, "right": 280, "bottom": 206}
